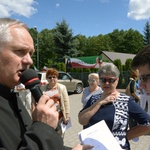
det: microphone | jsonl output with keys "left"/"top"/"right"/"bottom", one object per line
{"left": 20, "top": 69, "right": 43, "bottom": 102}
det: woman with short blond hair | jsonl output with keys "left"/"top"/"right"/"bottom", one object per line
{"left": 81, "top": 73, "right": 102, "bottom": 107}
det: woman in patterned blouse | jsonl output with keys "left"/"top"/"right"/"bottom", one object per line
{"left": 78, "top": 63, "right": 150, "bottom": 150}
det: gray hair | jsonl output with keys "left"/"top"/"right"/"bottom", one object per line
{"left": 0, "top": 18, "right": 28, "bottom": 49}
{"left": 98, "top": 63, "right": 120, "bottom": 78}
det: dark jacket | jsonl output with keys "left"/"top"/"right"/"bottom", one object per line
{"left": 0, "top": 84, "right": 71, "bottom": 150}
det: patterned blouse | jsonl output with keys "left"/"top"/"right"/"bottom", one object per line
{"left": 80, "top": 93, "right": 150, "bottom": 150}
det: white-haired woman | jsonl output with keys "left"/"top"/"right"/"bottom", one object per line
{"left": 81, "top": 73, "right": 102, "bottom": 107}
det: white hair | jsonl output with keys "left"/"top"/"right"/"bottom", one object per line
{"left": 0, "top": 18, "right": 28, "bottom": 50}
{"left": 88, "top": 73, "right": 99, "bottom": 79}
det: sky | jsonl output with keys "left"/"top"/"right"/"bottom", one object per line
{"left": 0, "top": 0, "right": 150, "bottom": 37}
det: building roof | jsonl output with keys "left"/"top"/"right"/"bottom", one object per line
{"left": 100, "top": 51, "right": 135, "bottom": 65}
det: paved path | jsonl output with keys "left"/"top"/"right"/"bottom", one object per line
{"left": 64, "top": 92, "right": 150, "bottom": 150}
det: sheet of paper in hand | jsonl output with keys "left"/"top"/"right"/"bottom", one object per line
{"left": 61, "top": 117, "right": 72, "bottom": 134}
{"left": 45, "top": 90, "right": 60, "bottom": 104}
{"left": 78, "top": 120, "right": 122, "bottom": 150}
{"left": 45, "top": 90, "right": 58, "bottom": 97}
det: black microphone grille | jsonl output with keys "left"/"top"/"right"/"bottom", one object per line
{"left": 20, "top": 69, "right": 40, "bottom": 89}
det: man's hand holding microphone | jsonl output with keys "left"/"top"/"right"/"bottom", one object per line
{"left": 20, "top": 69, "right": 93, "bottom": 150}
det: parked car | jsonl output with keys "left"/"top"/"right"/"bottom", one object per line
{"left": 37, "top": 71, "right": 83, "bottom": 94}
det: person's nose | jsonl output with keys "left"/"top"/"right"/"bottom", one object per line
{"left": 105, "top": 81, "right": 110, "bottom": 84}
{"left": 22, "top": 53, "right": 33, "bottom": 65}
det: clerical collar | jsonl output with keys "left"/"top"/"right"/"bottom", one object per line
{"left": 0, "top": 83, "right": 15, "bottom": 99}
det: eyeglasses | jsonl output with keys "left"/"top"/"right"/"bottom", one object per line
{"left": 47, "top": 76, "right": 57, "bottom": 79}
{"left": 99, "top": 77, "right": 117, "bottom": 83}
{"left": 139, "top": 74, "right": 150, "bottom": 82}
{"left": 88, "top": 79, "right": 97, "bottom": 83}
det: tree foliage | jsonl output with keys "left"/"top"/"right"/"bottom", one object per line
{"left": 108, "top": 29, "right": 143, "bottom": 54}
{"left": 114, "top": 59, "right": 122, "bottom": 71}
{"left": 74, "top": 34, "right": 87, "bottom": 56}
{"left": 123, "top": 29, "right": 143, "bottom": 54}
{"left": 29, "top": 28, "right": 38, "bottom": 68}
{"left": 125, "top": 59, "right": 133, "bottom": 70}
{"left": 143, "top": 21, "right": 150, "bottom": 45}
{"left": 29, "top": 19, "right": 147, "bottom": 71}
{"left": 53, "top": 19, "right": 79, "bottom": 62}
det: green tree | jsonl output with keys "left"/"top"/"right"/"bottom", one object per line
{"left": 143, "top": 20, "right": 150, "bottom": 45}
{"left": 53, "top": 19, "right": 79, "bottom": 62}
{"left": 74, "top": 34, "right": 88, "bottom": 56}
{"left": 29, "top": 28, "right": 38, "bottom": 68}
{"left": 84, "top": 36, "right": 100, "bottom": 56}
{"left": 39, "top": 29, "right": 56, "bottom": 69}
{"left": 99, "top": 34, "right": 112, "bottom": 52}
{"left": 108, "top": 29, "right": 125, "bottom": 52}
{"left": 30, "top": 28, "right": 56, "bottom": 70}
{"left": 108, "top": 29, "right": 143, "bottom": 54}
{"left": 125, "top": 59, "right": 132, "bottom": 70}
{"left": 114, "top": 59, "right": 122, "bottom": 71}
{"left": 123, "top": 29, "right": 143, "bottom": 54}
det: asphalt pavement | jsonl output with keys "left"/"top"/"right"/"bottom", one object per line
{"left": 64, "top": 92, "right": 150, "bottom": 150}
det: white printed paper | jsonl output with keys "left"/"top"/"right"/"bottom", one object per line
{"left": 78, "top": 120, "right": 122, "bottom": 150}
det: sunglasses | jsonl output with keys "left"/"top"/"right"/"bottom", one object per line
{"left": 99, "top": 77, "right": 117, "bottom": 83}
{"left": 47, "top": 76, "right": 57, "bottom": 79}
{"left": 139, "top": 74, "right": 150, "bottom": 82}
